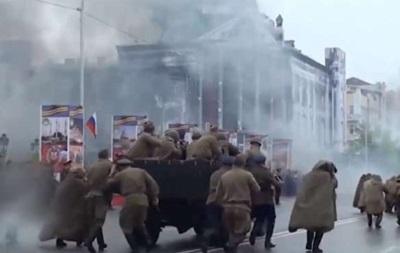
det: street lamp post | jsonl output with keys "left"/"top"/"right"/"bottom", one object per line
{"left": 31, "top": 138, "right": 40, "bottom": 161}
{"left": 0, "top": 133, "right": 9, "bottom": 156}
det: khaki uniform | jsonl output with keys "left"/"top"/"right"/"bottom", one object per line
{"left": 153, "top": 136, "right": 182, "bottom": 160}
{"left": 385, "top": 177, "right": 397, "bottom": 212}
{"left": 127, "top": 133, "right": 162, "bottom": 159}
{"left": 186, "top": 140, "right": 198, "bottom": 160}
{"left": 215, "top": 167, "right": 260, "bottom": 248}
{"left": 206, "top": 166, "right": 230, "bottom": 205}
{"left": 363, "top": 179, "right": 387, "bottom": 215}
{"left": 108, "top": 167, "right": 159, "bottom": 234}
{"left": 191, "top": 134, "right": 221, "bottom": 160}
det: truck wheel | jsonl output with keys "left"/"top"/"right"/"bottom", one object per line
{"left": 146, "top": 206, "right": 161, "bottom": 245}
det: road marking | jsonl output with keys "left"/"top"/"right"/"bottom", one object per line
{"left": 176, "top": 216, "right": 362, "bottom": 253}
{"left": 380, "top": 246, "right": 400, "bottom": 253}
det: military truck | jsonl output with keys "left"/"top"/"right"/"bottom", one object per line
{"left": 127, "top": 159, "right": 219, "bottom": 245}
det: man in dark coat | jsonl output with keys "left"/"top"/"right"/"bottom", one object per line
{"left": 216, "top": 133, "right": 240, "bottom": 157}
{"left": 127, "top": 121, "right": 162, "bottom": 159}
{"left": 244, "top": 139, "right": 263, "bottom": 167}
{"left": 60, "top": 160, "right": 72, "bottom": 182}
{"left": 39, "top": 168, "right": 88, "bottom": 248}
{"left": 249, "top": 155, "right": 282, "bottom": 249}
{"left": 84, "top": 149, "right": 113, "bottom": 253}
{"left": 107, "top": 158, "right": 159, "bottom": 252}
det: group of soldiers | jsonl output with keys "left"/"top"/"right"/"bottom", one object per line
{"left": 353, "top": 173, "right": 400, "bottom": 228}
{"left": 37, "top": 120, "right": 287, "bottom": 253}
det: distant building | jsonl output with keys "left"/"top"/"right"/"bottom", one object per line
{"left": 345, "top": 77, "right": 386, "bottom": 143}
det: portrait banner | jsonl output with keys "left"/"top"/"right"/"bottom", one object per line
{"left": 168, "top": 123, "right": 198, "bottom": 143}
{"left": 40, "top": 105, "right": 70, "bottom": 173}
{"left": 69, "top": 106, "right": 84, "bottom": 168}
{"left": 272, "top": 139, "right": 292, "bottom": 170}
{"left": 112, "top": 115, "right": 147, "bottom": 160}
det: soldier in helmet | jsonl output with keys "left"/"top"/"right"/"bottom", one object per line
{"left": 153, "top": 129, "right": 182, "bottom": 160}
{"left": 186, "top": 130, "right": 202, "bottom": 160}
{"left": 127, "top": 120, "right": 162, "bottom": 160}
{"left": 107, "top": 158, "right": 159, "bottom": 252}
{"left": 215, "top": 154, "right": 260, "bottom": 252}
{"left": 190, "top": 126, "right": 221, "bottom": 161}
{"left": 216, "top": 133, "right": 240, "bottom": 157}
{"left": 200, "top": 155, "right": 234, "bottom": 252}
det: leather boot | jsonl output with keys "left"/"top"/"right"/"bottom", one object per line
{"left": 305, "top": 231, "right": 314, "bottom": 251}
{"left": 249, "top": 220, "right": 262, "bottom": 246}
{"left": 124, "top": 233, "right": 137, "bottom": 250}
{"left": 56, "top": 238, "right": 67, "bottom": 249}
{"left": 85, "top": 227, "right": 100, "bottom": 253}
{"left": 264, "top": 218, "right": 276, "bottom": 249}
{"left": 367, "top": 214, "right": 372, "bottom": 228}
{"left": 312, "top": 232, "right": 323, "bottom": 253}
{"left": 97, "top": 228, "right": 107, "bottom": 251}
{"left": 375, "top": 214, "right": 383, "bottom": 229}
{"left": 136, "top": 228, "right": 153, "bottom": 252}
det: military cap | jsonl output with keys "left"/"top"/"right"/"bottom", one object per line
{"left": 143, "top": 120, "right": 155, "bottom": 132}
{"left": 116, "top": 158, "right": 133, "bottom": 165}
{"left": 221, "top": 155, "right": 234, "bottom": 166}
{"left": 252, "top": 154, "right": 267, "bottom": 164}
{"left": 249, "top": 138, "right": 262, "bottom": 146}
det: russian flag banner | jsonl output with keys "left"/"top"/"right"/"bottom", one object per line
{"left": 86, "top": 112, "right": 97, "bottom": 138}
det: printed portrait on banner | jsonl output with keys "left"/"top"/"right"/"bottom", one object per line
{"left": 69, "top": 106, "right": 84, "bottom": 167}
{"left": 40, "top": 105, "right": 70, "bottom": 173}
{"left": 112, "top": 115, "right": 147, "bottom": 159}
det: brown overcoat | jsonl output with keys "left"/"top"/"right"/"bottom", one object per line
{"left": 108, "top": 167, "right": 159, "bottom": 233}
{"left": 362, "top": 178, "right": 387, "bottom": 215}
{"left": 39, "top": 170, "right": 88, "bottom": 242}
{"left": 127, "top": 133, "right": 162, "bottom": 159}
{"left": 86, "top": 159, "right": 113, "bottom": 227}
{"left": 191, "top": 134, "right": 221, "bottom": 160}
{"left": 385, "top": 177, "right": 398, "bottom": 204}
{"left": 353, "top": 174, "right": 371, "bottom": 208}
{"left": 153, "top": 136, "right": 182, "bottom": 160}
{"left": 288, "top": 160, "right": 337, "bottom": 233}
{"left": 219, "top": 140, "right": 240, "bottom": 156}
{"left": 186, "top": 140, "right": 197, "bottom": 160}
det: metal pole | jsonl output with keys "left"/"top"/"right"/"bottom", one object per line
{"left": 365, "top": 96, "right": 369, "bottom": 170}
{"left": 79, "top": 0, "right": 85, "bottom": 107}
{"left": 198, "top": 56, "right": 203, "bottom": 128}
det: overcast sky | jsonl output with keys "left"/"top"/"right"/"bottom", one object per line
{"left": 258, "top": 0, "right": 400, "bottom": 87}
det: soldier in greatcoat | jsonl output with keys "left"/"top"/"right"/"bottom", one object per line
{"left": 215, "top": 154, "right": 260, "bottom": 253}
{"left": 353, "top": 173, "right": 372, "bottom": 213}
{"left": 127, "top": 121, "right": 162, "bottom": 159}
{"left": 249, "top": 155, "right": 282, "bottom": 249}
{"left": 153, "top": 129, "right": 182, "bottom": 160}
{"left": 199, "top": 155, "right": 234, "bottom": 253}
{"left": 385, "top": 176, "right": 397, "bottom": 213}
{"left": 39, "top": 167, "right": 89, "bottom": 249}
{"left": 393, "top": 176, "right": 400, "bottom": 225}
{"left": 84, "top": 149, "right": 113, "bottom": 253}
{"left": 216, "top": 133, "right": 240, "bottom": 157}
{"left": 186, "top": 130, "right": 202, "bottom": 159}
{"left": 190, "top": 126, "right": 221, "bottom": 161}
{"left": 288, "top": 160, "right": 337, "bottom": 253}
{"left": 362, "top": 174, "right": 388, "bottom": 229}
{"left": 107, "top": 159, "right": 159, "bottom": 252}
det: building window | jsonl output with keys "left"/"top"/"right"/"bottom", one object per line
{"left": 349, "top": 125, "right": 355, "bottom": 134}
{"left": 349, "top": 106, "right": 354, "bottom": 114}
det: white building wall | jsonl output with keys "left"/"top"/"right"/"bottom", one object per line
{"left": 290, "top": 57, "right": 330, "bottom": 146}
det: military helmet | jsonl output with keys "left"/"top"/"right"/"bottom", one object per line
{"left": 116, "top": 158, "right": 133, "bottom": 166}
{"left": 216, "top": 132, "right": 227, "bottom": 141}
{"left": 165, "top": 129, "right": 180, "bottom": 142}
{"left": 192, "top": 130, "right": 202, "bottom": 140}
{"left": 143, "top": 120, "right": 155, "bottom": 133}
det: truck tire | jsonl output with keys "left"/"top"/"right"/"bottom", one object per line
{"left": 146, "top": 206, "right": 161, "bottom": 245}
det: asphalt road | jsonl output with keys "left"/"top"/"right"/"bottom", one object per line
{"left": 0, "top": 193, "right": 361, "bottom": 253}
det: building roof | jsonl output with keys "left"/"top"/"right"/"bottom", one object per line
{"left": 288, "top": 48, "right": 327, "bottom": 73}
{"left": 346, "top": 77, "right": 372, "bottom": 86}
